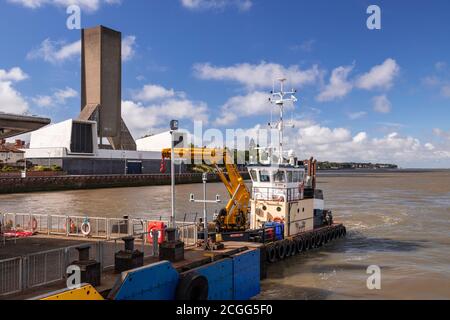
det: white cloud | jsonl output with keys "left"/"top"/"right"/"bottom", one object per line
{"left": 299, "top": 125, "right": 352, "bottom": 145}
{"left": 422, "top": 75, "right": 440, "bottom": 87}
{"left": 433, "top": 128, "right": 450, "bottom": 140}
{"left": 33, "top": 87, "right": 78, "bottom": 107}
{"left": 54, "top": 87, "right": 77, "bottom": 102}
{"left": 123, "top": 84, "right": 209, "bottom": 138}
{"left": 435, "top": 61, "right": 447, "bottom": 71}
{"left": 372, "top": 95, "right": 391, "bottom": 113}
{"left": 27, "top": 34, "right": 136, "bottom": 64}
{"left": 316, "top": 65, "right": 353, "bottom": 102}
{"left": 193, "top": 62, "right": 322, "bottom": 89}
{"left": 348, "top": 111, "right": 367, "bottom": 120}
{"left": 0, "top": 67, "right": 29, "bottom": 82}
{"left": 425, "top": 143, "right": 435, "bottom": 151}
{"left": 7, "top": 0, "right": 121, "bottom": 12}
{"left": 221, "top": 119, "right": 450, "bottom": 166}
{"left": 132, "top": 84, "right": 176, "bottom": 102}
{"left": 352, "top": 132, "right": 367, "bottom": 143}
{"left": 27, "top": 39, "right": 81, "bottom": 64}
{"left": 422, "top": 67, "right": 450, "bottom": 99}
{"left": 0, "top": 67, "right": 29, "bottom": 114}
{"left": 356, "top": 58, "right": 400, "bottom": 90}
{"left": 32, "top": 95, "right": 53, "bottom": 107}
{"left": 283, "top": 121, "right": 450, "bottom": 166}
{"left": 122, "top": 35, "right": 136, "bottom": 62}
{"left": 180, "top": 0, "right": 252, "bottom": 11}
{"left": 0, "top": 82, "right": 29, "bottom": 114}
{"left": 214, "top": 91, "right": 271, "bottom": 126}
{"left": 195, "top": 59, "right": 399, "bottom": 104}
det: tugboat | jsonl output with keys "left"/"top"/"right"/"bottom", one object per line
{"left": 162, "top": 78, "right": 346, "bottom": 263}
{"left": 240, "top": 79, "right": 347, "bottom": 262}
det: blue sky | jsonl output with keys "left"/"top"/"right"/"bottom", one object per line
{"left": 1, "top": 0, "right": 450, "bottom": 167}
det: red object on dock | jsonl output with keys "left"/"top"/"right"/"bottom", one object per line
{"left": 3, "top": 231, "right": 34, "bottom": 238}
{"left": 147, "top": 221, "right": 166, "bottom": 244}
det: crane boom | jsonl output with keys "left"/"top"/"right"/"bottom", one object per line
{"left": 161, "top": 147, "right": 250, "bottom": 231}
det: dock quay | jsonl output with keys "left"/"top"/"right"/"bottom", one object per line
{"left": 0, "top": 172, "right": 250, "bottom": 194}
{"left": 0, "top": 212, "right": 346, "bottom": 300}
{"left": 0, "top": 213, "right": 198, "bottom": 298}
{"left": 1, "top": 234, "right": 262, "bottom": 300}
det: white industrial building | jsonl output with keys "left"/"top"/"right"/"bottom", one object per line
{"left": 136, "top": 130, "right": 190, "bottom": 152}
{"left": 24, "top": 120, "right": 191, "bottom": 175}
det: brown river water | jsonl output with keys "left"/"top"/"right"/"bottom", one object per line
{"left": 1, "top": 171, "right": 449, "bottom": 299}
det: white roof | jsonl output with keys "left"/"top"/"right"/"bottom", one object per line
{"left": 136, "top": 130, "right": 190, "bottom": 152}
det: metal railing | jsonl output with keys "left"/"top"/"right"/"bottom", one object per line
{"left": 26, "top": 248, "right": 66, "bottom": 288}
{"left": 0, "top": 213, "right": 191, "bottom": 240}
{"left": 0, "top": 217, "right": 202, "bottom": 297}
{"left": 0, "top": 212, "right": 203, "bottom": 296}
{"left": 177, "top": 222, "right": 198, "bottom": 247}
{"left": 0, "top": 257, "right": 22, "bottom": 296}
{"left": 0, "top": 235, "right": 161, "bottom": 297}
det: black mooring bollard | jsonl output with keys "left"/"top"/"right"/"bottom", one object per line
{"left": 122, "top": 236, "right": 135, "bottom": 251}
{"left": 70, "top": 244, "right": 101, "bottom": 287}
{"left": 114, "top": 236, "right": 144, "bottom": 273}
{"left": 166, "top": 228, "right": 176, "bottom": 242}
{"left": 159, "top": 227, "right": 184, "bottom": 263}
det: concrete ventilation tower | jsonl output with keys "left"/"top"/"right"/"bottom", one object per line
{"left": 79, "top": 25, "right": 136, "bottom": 150}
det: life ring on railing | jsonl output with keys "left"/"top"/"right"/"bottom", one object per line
{"left": 81, "top": 221, "right": 91, "bottom": 236}
{"left": 64, "top": 218, "right": 77, "bottom": 234}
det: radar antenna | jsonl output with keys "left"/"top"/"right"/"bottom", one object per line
{"left": 268, "top": 78, "right": 298, "bottom": 164}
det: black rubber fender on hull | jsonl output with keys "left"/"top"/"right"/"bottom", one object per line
{"left": 175, "top": 272, "right": 209, "bottom": 300}
{"left": 264, "top": 224, "right": 347, "bottom": 264}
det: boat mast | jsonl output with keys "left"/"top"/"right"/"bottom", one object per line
{"left": 269, "top": 78, "right": 297, "bottom": 164}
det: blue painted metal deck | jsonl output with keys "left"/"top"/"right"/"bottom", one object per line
{"left": 109, "top": 247, "right": 261, "bottom": 300}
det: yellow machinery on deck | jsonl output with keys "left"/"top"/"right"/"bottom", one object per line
{"left": 161, "top": 147, "right": 250, "bottom": 231}
{"left": 38, "top": 284, "right": 104, "bottom": 300}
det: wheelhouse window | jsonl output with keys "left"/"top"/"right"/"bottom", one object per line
{"left": 293, "top": 171, "right": 300, "bottom": 183}
{"left": 259, "top": 170, "right": 271, "bottom": 182}
{"left": 273, "top": 170, "right": 286, "bottom": 183}
{"left": 249, "top": 169, "right": 258, "bottom": 182}
{"left": 291, "top": 170, "right": 305, "bottom": 183}
{"left": 287, "top": 170, "right": 293, "bottom": 183}
{"left": 299, "top": 171, "right": 304, "bottom": 182}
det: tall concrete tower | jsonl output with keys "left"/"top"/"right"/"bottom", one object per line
{"left": 79, "top": 25, "right": 136, "bottom": 150}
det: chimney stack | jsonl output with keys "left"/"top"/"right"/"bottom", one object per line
{"left": 79, "top": 25, "right": 136, "bottom": 151}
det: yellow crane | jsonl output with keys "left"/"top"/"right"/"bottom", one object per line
{"left": 161, "top": 147, "right": 250, "bottom": 231}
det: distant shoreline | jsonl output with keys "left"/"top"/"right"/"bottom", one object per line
{"left": 317, "top": 168, "right": 450, "bottom": 176}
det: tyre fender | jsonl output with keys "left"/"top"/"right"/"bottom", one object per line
{"left": 175, "top": 272, "right": 209, "bottom": 300}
